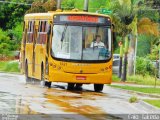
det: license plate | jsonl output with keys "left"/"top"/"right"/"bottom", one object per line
{"left": 76, "top": 76, "right": 86, "bottom": 80}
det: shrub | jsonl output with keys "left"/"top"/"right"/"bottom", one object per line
{"left": 136, "top": 57, "right": 155, "bottom": 76}
{"left": 137, "top": 35, "right": 150, "bottom": 57}
{"left": 129, "top": 96, "right": 138, "bottom": 103}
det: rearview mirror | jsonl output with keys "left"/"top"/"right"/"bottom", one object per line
{"left": 47, "top": 24, "right": 51, "bottom": 35}
{"left": 112, "top": 24, "right": 116, "bottom": 42}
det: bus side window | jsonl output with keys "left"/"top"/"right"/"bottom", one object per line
{"left": 27, "top": 21, "right": 30, "bottom": 43}
{"left": 27, "top": 21, "right": 34, "bottom": 43}
{"left": 37, "top": 21, "right": 42, "bottom": 44}
{"left": 37, "top": 21, "right": 47, "bottom": 44}
{"left": 42, "top": 21, "right": 47, "bottom": 44}
{"left": 37, "top": 21, "right": 40, "bottom": 44}
{"left": 23, "top": 21, "right": 26, "bottom": 44}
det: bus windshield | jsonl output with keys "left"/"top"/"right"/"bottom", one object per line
{"left": 51, "top": 25, "right": 111, "bottom": 62}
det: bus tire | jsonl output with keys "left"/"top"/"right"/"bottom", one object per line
{"left": 41, "top": 64, "right": 45, "bottom": 87}
{"left": 67, "top": 83, "right": 75, "bottom": 90}
{"left": 41, "top": 64, "right": 51, "bottom": 88}
{"left": 25, "top": 62, "right": 30, "bottom": 84}
{"left": 94, "top": 84, "right": 104, "bottom": 92}
{"left": 75, "top": 84, "right": 83, "bottom": 91}
{"left": 45, "top": 81, "right": 52, "bottom": 88}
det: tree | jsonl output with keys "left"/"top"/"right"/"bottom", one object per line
{"left": 110, "top": 0, "right": 134, "bottom": 80}
{"left": 26, "top": 0, "right": 56, "bottom": 13}
{"left": 62, "top": 0, "right": 107, "bottom": 12}
{"left": 138, "top": 17, "right": 159, "bottom": 59}
{"left": 61, "top": 0, "right": 76, "bottom": 10}
{"left": 138, "top": 17, "right": 159, "bottom": 36}
{"left": 0, "top": 29, "right": 12, "bottom": 58}
{"left": 0, "top": 0, "right": 31, "bottom": 29}
{"left": 109, "top": 0, "right": 146, "bottom": 80}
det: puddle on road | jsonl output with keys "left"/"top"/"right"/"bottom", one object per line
{"left": 0, "top": 84, "right": 121, "bottom": 120}
{"left": 15, "top": 96, "right": 38, "bottom": 114}
{"left": 43, "top": 88, "right": 119, "bottom": 120}
{"left": 0, "top": 92, "right": 38, "bottom": 114}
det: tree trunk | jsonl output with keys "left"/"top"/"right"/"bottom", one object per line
{"left": 122, "top": 53, "right": 128, "bottom": 81}
{"left": 159, "top": 50, "right": 160, "bottom": 79}
{"left": 128, "top": 35, "right": 136, "bottom": 75}
{"left": 121, "top": 36, "right": 129, "bottom": 81}
{"left": 118, "top": 57, "right": 123, "bottom": 78}
{"left": 118, "top": 40, "right": 124, "bottom": 78}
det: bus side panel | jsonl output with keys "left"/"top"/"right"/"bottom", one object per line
{"left": 25, "top": 44, "right": 33, "bottom": 78}
{"left": 34, "top": 44, "right": 46, "bottom": 80}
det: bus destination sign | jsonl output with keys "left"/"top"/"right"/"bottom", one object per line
{"left": 67, "top": 15, "right": 98, "bottom": 23}
{"left": 54, "top": 15, "right": 110, "bottom": 25}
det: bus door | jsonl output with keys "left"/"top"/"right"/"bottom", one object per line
{"left": 45, "top": 21, "right": 51, "bottom": 76}
{"left": 32, "top": 21, "right": 38, "bottom": 75}
{"left": 26, "top": 21, "right": 35, "bottom": 77}
{"left": 34, "top": 21, "right": 48, "bottom": 79}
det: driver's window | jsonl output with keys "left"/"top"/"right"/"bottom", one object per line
{"left": 83, "top": 27, "right": 96, "bottom": 48}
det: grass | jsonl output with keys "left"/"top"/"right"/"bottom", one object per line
{"left": 112, "top": 74, "right": 160, "bottom": 86}
{"left": 111, "top": 85, "right": 160, "bottom": 95}
{"left": 144, "top": 99, "right": 160, "bottom": 108}
{"left": 0, "top": 61, "right": 20, "bottom": 73}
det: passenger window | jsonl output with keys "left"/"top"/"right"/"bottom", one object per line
{"left": 37, "top": 21, "right": 48, "bottom": 44}
{"left": 27, "top": 21, "right": 35, "bottom": 43}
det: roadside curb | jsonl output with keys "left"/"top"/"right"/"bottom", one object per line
{"left": 110, "top": 86, "right": 160, "bottom": 98}
{"left": 112, "top": 82, "right": 160, "bottom": 88}
{"left": 128, "top": 90, "right": 160, "bottom": 98}
{"left": 139, "top": 100, "right": 160, "bottom": 112}
{"left": 0, "top": 71, "right": 22, "bottom": 75}
{"left": 109, "top": 86, "right": 160, "bottom": 112}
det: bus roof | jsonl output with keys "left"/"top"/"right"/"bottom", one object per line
{"left": 24, "top": 11, "right": 111, "bottom": 20}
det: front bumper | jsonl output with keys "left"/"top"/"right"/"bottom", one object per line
{"left": 48, "top": 71, "right": 112, "bottom": 84}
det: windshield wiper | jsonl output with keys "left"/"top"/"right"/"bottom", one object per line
{"left": 61, "top": 24, "right": 68, "bottom": 49}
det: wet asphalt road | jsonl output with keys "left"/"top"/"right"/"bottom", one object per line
{"left": 0, "top": 73, "right": 159, "bottom": 120}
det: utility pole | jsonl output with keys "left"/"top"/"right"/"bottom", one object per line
{"left": 134, "top": 34, "right": 138, "bottom": 75}
{"left": 84, "top": 0, "right": 89, "bottom": 12}
{"left": 57, "top": 0, "right": 61, "bottom": 9}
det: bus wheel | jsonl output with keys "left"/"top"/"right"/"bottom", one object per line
{"left": 75, "top": 84, "right": 83, "bottom": 91}
{"left": 40, "top": 66, "right": 46, "bottom": 87}
{"left": 67, "top": 83, "right": 75, "bottom": 90}
{"left": 40, "top": 66, "right": 51, "bottom": 88}
{"left": 25, "top": 62, "right": 30, "bottom": 84}
{"left": 94, "top": 84, "right": 104, "bottom": 92}
{"left": 45, "top": 81, "right": 52, "bottom": 88}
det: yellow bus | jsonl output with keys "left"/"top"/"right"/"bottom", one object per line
{"left": 20, "top": 10, "right": 114, "bottom": 92}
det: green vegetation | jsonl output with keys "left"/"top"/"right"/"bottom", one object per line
{"left": 0, "top": 0, "right": 31, "bottom": 30}
{"left": 0, "top": 28, "right": 20, "bottom": 59}
{"left": 0, "top": 61, "right": 20, "bottom": 73}
{"left": 62, "top": 0, "right": 107, "bottom": 12}
{"left": 136, "top": 57, "right": 156, "bottom": 76}
{"left": 111, "top": 85, "right": 160, "bottom": 95}
{"left": 129, "top": 96, "right": 138, "bottom": 103}
{"left": 137, "top": 35, "right": 151, "bottom": 57}
{"left": 144, "top": 99, "right": 160, "bottom": 108}
{"left": 112, "top": 74, "right": 160, "bottom": 86}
